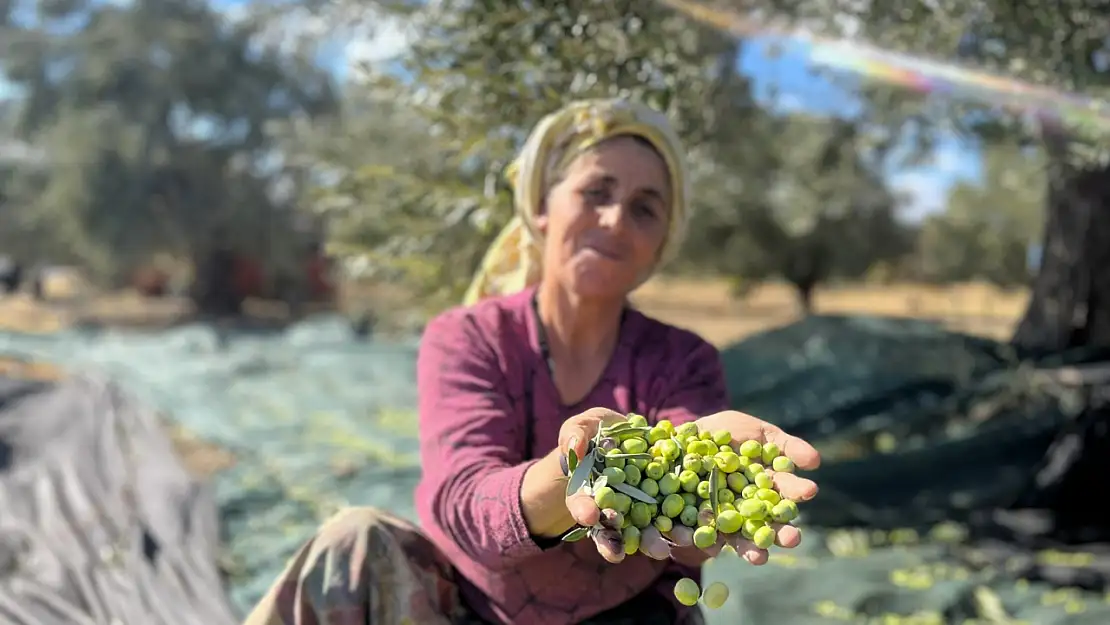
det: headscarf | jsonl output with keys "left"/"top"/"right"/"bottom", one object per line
{"left": 462, "top": 99, "right": 691, "bottom": 306}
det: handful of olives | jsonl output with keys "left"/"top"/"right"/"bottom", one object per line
{"left": 561, "top": 413, "right": 802, "bottom": 610}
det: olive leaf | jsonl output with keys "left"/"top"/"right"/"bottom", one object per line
{"left": 567, "top": 448, "right": 597, "bottom": 497}
{"left": 602, "top": 452, "right": 652, "bottom": 460}
{"left": 612, "top": 482, "right": 657, "bottom": 504}
{"left": 610, "top": 426, "right": 652, "bottom": 436}
{"left": 592, "top": 475, "right": 609, "bottom": 491}
{"left": 603, "top": 421, "right": 635, "bottom": 434}
{"left": 562, "top": 526, "right": 590, "bottom": 542}
{"left": 708, "top": 467, "right": 720, "bottom": 515}
{"left": 567, "top": 448, "right": 579, "bottom": 474}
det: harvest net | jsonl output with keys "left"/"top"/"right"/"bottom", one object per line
{"left": 0, "top": 314, "right": 1108, "bottom": 623}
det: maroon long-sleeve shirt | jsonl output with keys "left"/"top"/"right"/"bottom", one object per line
{"left": 415, "top": 286, "right": 730, "bottom": 625}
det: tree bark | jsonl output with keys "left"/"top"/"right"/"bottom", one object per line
{"left": 793, "top": 280, "right": 815, "bottom": 315}
{"left": 1012, "top": 132, "right": 1110, "bottom": 352}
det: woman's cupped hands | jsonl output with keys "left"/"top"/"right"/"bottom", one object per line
{"left": 560, "top": 408, "right": 820, "bottom": 566}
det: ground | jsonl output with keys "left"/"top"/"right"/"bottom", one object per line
{"left": 0, "top": 276, "right": 1028, "bottom": 479}
{"left": 0, "top": 275, "right": 1029, "bottom": 343}
{"left": 632, "top": 277, "right": 1027, "bottom": 345}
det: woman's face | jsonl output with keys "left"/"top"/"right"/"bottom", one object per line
{"left": 536, "top": 135, "right": 672, "bottom": 300}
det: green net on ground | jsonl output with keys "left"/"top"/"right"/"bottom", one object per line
{"left": 1, "top": 312, "right": 1107, "bottom": 623}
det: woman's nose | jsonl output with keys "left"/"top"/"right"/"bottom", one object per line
{"left": 596, "top": 202, "right": 629, "bottom": 231}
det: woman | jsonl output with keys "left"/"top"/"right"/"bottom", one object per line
{"left": 243, "top": 99, "right": 821, "bottom": 625}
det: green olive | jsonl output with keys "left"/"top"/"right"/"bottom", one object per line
{"left": 657, "top": 473, "right": 680, "bottom": 496}
{"left": 726, "top": 472, "right": 749, "bottom": 492}
{"left": 737, "top": 498, "right": 766, "bottom": 520}
{"left": 661, "top": 493, "right": 686, "bottom": 518}
{"left": 754, "top": 472, "right": 775, "bottom": 490}
{"left": 601, "top": 466, "right": 626, "bottom": 485}
{"left": 612, "top": 493, "right": 632, "bottom": 515}
{"left": 654, "top": 515, "right": 673, "bottom": 533}
{"left": 712, "top": 430, "right": 733, "bottom": 447}
{"left": 630, "top": 502, "right": 653, "bottom": 529}
{"left": 716, "top": 509, "right": 744, "bottom": 534}
{"left": 621, "top": 437, "right": 648, "bottom": 454}
{"left": 696, "top": 480, "right": 712, "bottom": 500}
{"left": 752, "top": 525, "right": 776, "bottom": 549}
{"left": 756, "top": 488, "right": 781, "bottom": 505}
{"left": 739, "top": 439, "right": 763, "bottom": 459}
{"left": 623, "top": 464, "right": 642, "bottom": 487}
{"left": 702, "top": 582, "right": 730, "bottom": 609}
{"left": 680, "top": 505, "right": 699, "bottom": 527}
{"left": 772, "top": 500, "right": 798, "bottom": 523}
{"left": 760, "top": 442, "right": 781, "bottom": 465}
{"left": 682, "top": 454, "right": 704, "bottom": 474}
{"left": 674, "top": 578, "right": 700, "bottom": 606}
{"left": 772, "top": 456, "right": 795, "bottom": 473}
{"left": 693, "top": 525, "right": 718, "bottom": 549}
{"left": 594, "top": 486, "right": 617, "bottom": 510}
{"left": 646, "top": 426, "right": 669, "bottom": 444}
{"left": 714, "top": 451, "right": 742, "bottom": 473}
{"left": 678, "top": 470, "right": 700, "bottom": 493}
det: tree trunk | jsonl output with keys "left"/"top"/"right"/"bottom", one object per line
{"left": 993, "top": 130, "right": 1110, "bottom": 548}
{"left": 793, "top": 280, "right": 815, "bottom": 315}
{"left": 1012, "top": 135, "right": 1110, "bottom": 352}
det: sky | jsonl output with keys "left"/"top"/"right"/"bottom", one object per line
{"left": 0, "top": 0, "right": 982, "bottom": 220}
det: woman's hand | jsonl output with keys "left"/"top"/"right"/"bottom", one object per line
{"left": 559, "top": 407, "right": 633, "bottom": 563}
{"left": 560, "top": 408, "right": 820, "bottom": 566}
{"left": 657, "top": 410, "right": 820, "bottom": 566}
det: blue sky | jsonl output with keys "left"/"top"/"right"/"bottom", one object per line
{"left": 737, "top": 36, "right": 981, "bottom": 220}
{"left": 1, "top": 1, "right": 979, "bottom": 220}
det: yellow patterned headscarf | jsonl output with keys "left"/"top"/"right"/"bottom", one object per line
{"left": 463, "top": 98, "right": 690, "bottom": 306}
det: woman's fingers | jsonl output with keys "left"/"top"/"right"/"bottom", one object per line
{"left": 722, "top": 535, "right": 769, "bottom": 565}
{"left": 639, "top": 526, "right": 672, "bottom": 560}
{"left": 566, "top": 493, "right": 601, "bottom": 527}
{"left": 772, "top": 522, "right": 802, "bottom": 548}
{"left": 664, "top": 524, "right": 694, "bottom": 548}
{"left": 760, "top": 422, "right": 821, "bottom": 470}
{"left": 592, "top": 528, "right": 626, "bottom": 563}
{"left": 558, "top": 407, "right": 626, "bottom": 458}
{"left": 770, "top": 471, "right": 819, "bottom": 502}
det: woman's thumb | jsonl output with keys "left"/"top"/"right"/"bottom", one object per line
{"left": 560, "top": 426, "right": 590, "bottom": 459}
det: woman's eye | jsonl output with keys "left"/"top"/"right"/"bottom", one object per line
{"left": 634, "top": 203, "right": 657, "bottom": 218}
{"left": 583, "top": 188, "right": 608, "bottom": 201}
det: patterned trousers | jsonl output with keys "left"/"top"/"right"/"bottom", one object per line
{"left": 243, "top": 507, "right": 700, "bottom": 625}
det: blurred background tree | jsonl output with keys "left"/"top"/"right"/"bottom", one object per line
{"left": 0, "top": 0, "right": 336, "bottom": 310}
{"left": 734, "top": 0, "right": 1110, "bottom": 350}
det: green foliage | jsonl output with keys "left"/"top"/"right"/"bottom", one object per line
{"left": 679, "top": 114, "right": 912, "bottom": 296}
{"left": 916, "top": 144, "right": 1046, "bottom": 285}
{"left": 0, "top": 0, "right": 335, "bottom": 284}
{"left": 306, "top": 0, "right": 757, "bottom": 310}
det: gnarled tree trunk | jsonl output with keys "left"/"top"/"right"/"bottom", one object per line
{"left": 1000, "top": 130, "right": 1110, "bottom": 546}
{"left": 1013, "top": 133, "right": 1110, "bottom": 352}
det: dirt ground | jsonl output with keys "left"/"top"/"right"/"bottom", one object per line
{"left": 0, "top": 275, "right": 1029, "bottom": 343}
{"left": 0, "top": 276, "right": 1028, "bottom": 479}
{"left": 631, "top": 277, "right": 1029, "bottom": 345}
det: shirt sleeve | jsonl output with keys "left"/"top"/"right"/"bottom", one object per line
{"left": 415, "top": 309, "right": 544, "bottom": 571}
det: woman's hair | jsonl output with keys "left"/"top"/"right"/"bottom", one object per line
{"left": 463, "top": 99, "right": 690, "bottom": 306}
